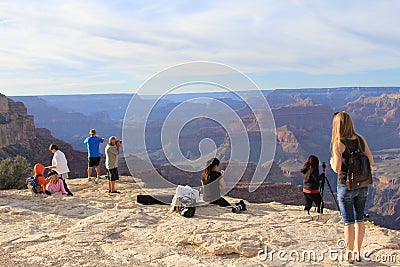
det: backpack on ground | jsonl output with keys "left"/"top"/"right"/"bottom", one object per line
{"left": 177, "top": 196, "right": 196, "bottom": 218}
{"left": 26, "top": 176, "right": 41, "bottom": 194}
{"left": 171, "top": 185, "right": 199, "bottom": 218}
{"left": 342, "top": 138, "right": 372, "bottom": 190}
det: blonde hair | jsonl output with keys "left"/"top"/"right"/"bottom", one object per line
{"left": 331, "top": 112, "right": 364, "bottom": 154}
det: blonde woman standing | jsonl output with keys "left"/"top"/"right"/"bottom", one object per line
{"left": 330, "top": 111, "right": 375, "bottom": 263}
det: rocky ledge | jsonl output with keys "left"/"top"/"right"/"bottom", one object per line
{"left": 0, "top": 176, "right": 398, "bottom": 266}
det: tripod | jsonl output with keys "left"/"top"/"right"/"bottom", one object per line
{"left": 320, "top": 162, "right": 340, "bottom": 214}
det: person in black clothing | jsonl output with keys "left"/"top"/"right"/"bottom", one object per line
{"left": 201, "top": 158, "right": 231, "bottom": 207}
{"left": 300, "top": 155, "right": 324, "bottom": 214}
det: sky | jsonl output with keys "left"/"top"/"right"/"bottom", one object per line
{"left": 0, "top": 0, "right": 400, "bottom": 96}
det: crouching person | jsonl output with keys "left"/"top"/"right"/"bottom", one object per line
{"left": 33, "top": 163, "right": 50, "bottom": 194}
{"left": 106, "top": 136, "right": 121, "bottom": 194}
{"left": 46, "top": 170, "right": 67, "bottom": 195}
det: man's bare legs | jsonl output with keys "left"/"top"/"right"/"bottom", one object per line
{"left": 95, "top": 166, "right": 100, "bottom": 177}
{"left": 87, "top": 167, "right": 93, "bottom": 181}
{"left": 108, "top": 180, "right": 116, "bottom": 192}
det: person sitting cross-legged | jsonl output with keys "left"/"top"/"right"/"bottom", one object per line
{"left": 46, "top": 170, "right": 67, "bottom": 195}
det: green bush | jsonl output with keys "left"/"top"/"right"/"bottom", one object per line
{"left": 0, "top": 155, "right": 32, "bottom": 190}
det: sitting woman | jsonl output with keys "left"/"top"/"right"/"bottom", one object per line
{"left": 201, "top": 158, "right": 231, "bottom": 207}
{"left": 34, "top": 163, "right": 50, "bottom": 194}
{"left": 46, "top": 170, "right": 67, "bottom": 195}
{"left": 300, "top": 155, "right": 324, "bottom": 214}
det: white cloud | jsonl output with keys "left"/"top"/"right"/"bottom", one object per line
{"left": 0, "top": 0, "right": 399, "bottom": 95}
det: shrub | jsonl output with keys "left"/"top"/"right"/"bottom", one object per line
{"left": 0, "top": 155, "right": 32, "bottom": 190}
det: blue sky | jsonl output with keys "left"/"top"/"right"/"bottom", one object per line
{"left": 0, "top": 0, "right": 399, "bottom": 95}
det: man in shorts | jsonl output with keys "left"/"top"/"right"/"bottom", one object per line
{"left": 105, "top": 136, "right": 121, "bottom": 193}
{"left": 84, "top": 129, "right": 105, "bottom": 183}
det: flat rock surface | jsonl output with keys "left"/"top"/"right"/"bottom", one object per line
{"left": 0, "top": 176, "right": 398, "bottom": 266}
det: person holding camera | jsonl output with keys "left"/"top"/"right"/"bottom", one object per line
{"left": 105, "top": 136, "right": 121, "bottom": 194}
{"left": 200, "top": 158, "right": 247, "bottom": 213}
{"left": 46, "top": 170, "right": 67, "bottom": 195}
{"left": 300, "top": 155, "right": 323, "bottom": 214}
{"left": 201, "top": 158, "right": 231, "bottom": 206}
{"left": 84, "top": 129, "right": 106, "bottom": 183}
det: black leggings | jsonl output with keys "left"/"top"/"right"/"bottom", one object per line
{"left": 210, "top": 197, "right": 231, "bottom": 207}
{"left": 60, "top": 178, "right": 73, "bottom": 196}
{"left": 303, "top": 192, "right": 322, "bottom": 212}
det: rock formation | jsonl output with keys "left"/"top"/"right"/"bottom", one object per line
{"left": 0, "top": 94, "right": 91, "bottom": 178}
{"left": 345, "top": 92, "right": 400, "bottom": 126}
{"left": 0, "top": 94, "right": 35, "bottom": 148}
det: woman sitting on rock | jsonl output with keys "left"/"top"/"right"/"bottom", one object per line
{"left": 201, "top": 158, "right": 231, "bottom": 207}
{"left": 300, "top": 155, "right": 323, "bottom": 214}
{"left": 46, "top": 170, "right": 67, "bottom": 195}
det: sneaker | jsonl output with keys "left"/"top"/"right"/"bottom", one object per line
{"left": 110, "top": 191, "right": 121, "bottom": 194}
{"left": 239, "top": 200, "right": 247, "bottom": 211}
{"left": 87, "top": 177, "right": 92, "bottom": 182}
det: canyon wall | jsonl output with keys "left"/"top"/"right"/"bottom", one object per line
{"left": 0, "top": 94, "right": 35, "bottom": 148}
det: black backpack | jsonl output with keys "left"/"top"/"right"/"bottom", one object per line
{"left": 342, "top": 138, "right": 372, "bottom": 190}
{"left": 177, "top": 197, "right": 196, "bottom": 218}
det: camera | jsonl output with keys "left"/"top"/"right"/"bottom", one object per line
{"left": 117, "top": 140, "right": 122, "bottom": 144}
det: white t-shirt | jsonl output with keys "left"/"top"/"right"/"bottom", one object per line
{"left": 52, "top": 150, "right": 70, "bottom": 174}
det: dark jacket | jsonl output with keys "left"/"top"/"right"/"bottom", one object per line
{"left": 301, "top": 167, "right": 322, "bottom": 191}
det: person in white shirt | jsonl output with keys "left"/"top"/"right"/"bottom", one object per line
{"left": 48, "top": 144, "right": 73, "bottom": 196}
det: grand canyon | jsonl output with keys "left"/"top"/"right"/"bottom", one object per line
{"left": 5, "top": 86, "right": 400, "bottom": 230}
